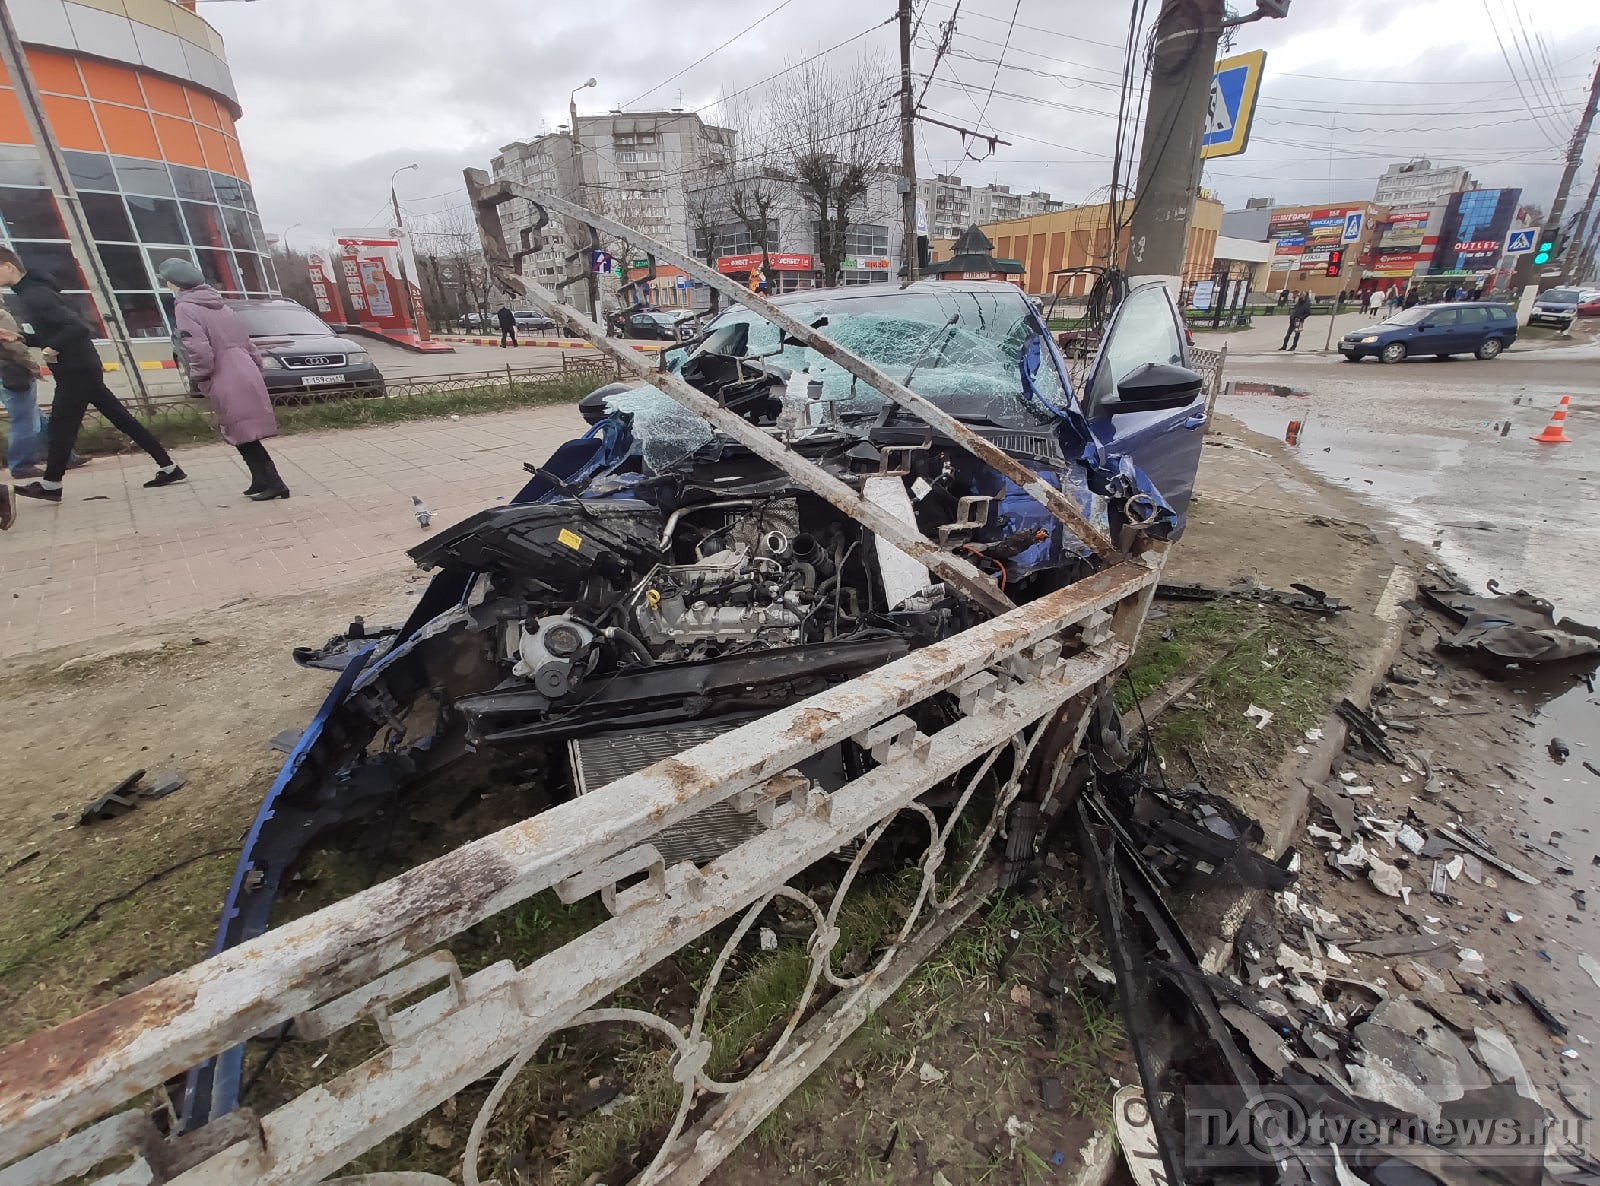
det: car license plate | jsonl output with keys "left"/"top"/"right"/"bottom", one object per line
{"left": 301, "top": 374, "right": 343, "bottom": 386}
{"left": 1337, "top": 342, "right": 1353, "bottom": 351}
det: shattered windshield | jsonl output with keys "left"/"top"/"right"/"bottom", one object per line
{"left": 694, "top": 287, "right": 1070, "bottom": 419}
{"left": 600, "top": 287, "right": 1073, "bottom": 472}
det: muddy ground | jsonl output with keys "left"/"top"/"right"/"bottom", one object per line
{"left": 1, "top": 414, "right": 1594, "bottom": 1183}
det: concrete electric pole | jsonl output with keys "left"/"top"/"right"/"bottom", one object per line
{"left": 898, "top": 0, "right": 919, "bottom": 282}
{"left": 1515, "top": 57, "right": 1600, "bottom": 291}
{"left": 0, "top": 0, "right": 152, "bottom": 410}
{"left": 569, "top": 78, "right": 598, "bottom": 321}
{"left": 1123, "top": 0, "right": 1227, "bottom": 289}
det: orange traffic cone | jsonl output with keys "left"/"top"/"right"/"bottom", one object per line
{"left": 1531, "top": 396, "right": 1573, "bottom": 444}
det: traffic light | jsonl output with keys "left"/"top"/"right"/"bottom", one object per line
{"left": 1533, "top": 230, "right": 1563, "bottom": 267}
{"left": 1324, "top": 248, "right": 1343, "bottom": 278}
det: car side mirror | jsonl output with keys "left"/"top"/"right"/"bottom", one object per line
{"left": 1105, "top": 362, "right": 1204, "bottom": 414}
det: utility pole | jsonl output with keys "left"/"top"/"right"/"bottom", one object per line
{"left": 570, "top": 81, "right": 600, "bottom": 322}
{"left": 1124, "top": 0, "right": 1227, "bottom": 289}
{"left": 1567, "top": 162, "right": 1600, "bottom": 283}
{"left": 898, "top": 0, "right": 920, "bottom": 282}
{"left": 1515, "top": 57, "right": 1600, "bottom": 291}
{"left": 0, "top": 0, "right": 152, "bottom": 411}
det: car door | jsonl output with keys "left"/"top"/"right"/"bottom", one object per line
{"left": 1455, "top": 305, "right": 1492, "bottom": 351}
{"left": 1415, "top": 306, "right": 1462, "bottom": 353}
{"left": 1083, "top": 284, "right": 1207, "bottom": 519}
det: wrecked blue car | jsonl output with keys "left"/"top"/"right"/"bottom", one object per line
{"left": 186, "top": 280, "right": 1209, "bottom": 1123}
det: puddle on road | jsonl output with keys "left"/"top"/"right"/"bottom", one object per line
{"left": 1225, "top": 380, "right": 1311, "bottom": 399}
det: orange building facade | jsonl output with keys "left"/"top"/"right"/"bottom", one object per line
{"left": 0, "top": 0, "right": 271, "bottom": 344}
{"left": 931, "top": 198, "right": 1224, "bottom": 297}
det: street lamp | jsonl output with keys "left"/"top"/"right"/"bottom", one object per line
{"left": 569, "top": 78, "right": 598, "bottom": 318}
{"left": 281, "top": 222, "right": 301, "bottom": 253}
{"left": 389, "top": 164, "right": 424, "bottom": 339}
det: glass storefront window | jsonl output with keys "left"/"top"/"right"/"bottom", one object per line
{"left": 0, "top": 146, "right": 46, "bottom": 188}
{"left": 181, "top": 200, "right": 227, "bottom": 251}
{"left": 64, "top": 150, "right": 117, "bottom": 191}
{"left": 0, "top": 187, "right": 67, "bottom": 240}
{"left": 146, "top": 246, "right": 194, "bottom": 276}
{"left": 115, "top": 291, "right": 167, "bottom": 338}
{"left": 236, "top": 251, "right": 266, "bottom": 292}
{"left": 196, "top": 246, "right": 241, "bottom": 293}
{"left": 112, "top": 157, "right": 175, "bottom": 198}
{"left": 126, "top": 195, "right": 187, "bottom": 245}
{"left": 82, "top": 192, "right": 135, "bottom": 243}
{"left": 211, "top": 172, "right": 244, "bottom": 206}
{"left": 169, "top": 164, "right": 216, "bottom": 204}
{"left": 98, "top": 243, "right": 150, "bottom": 290}
{"left": 11, "top": 241, "right": 87, "bottom": 287}
{"left": 221, "top": 205, "right": 257, "bottom": 253}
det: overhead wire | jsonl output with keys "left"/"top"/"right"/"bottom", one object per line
{"left": 626, "top": 0, "right": 800, "bottom": 107}
{"left": 973, "top": 0, "right": 1023, "bottom": 130}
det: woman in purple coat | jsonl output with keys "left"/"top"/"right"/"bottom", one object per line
{"left": 158, "top": 259, "right": 289, "bottom": 500}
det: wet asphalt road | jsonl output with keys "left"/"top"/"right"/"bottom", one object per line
{"left": 1220, "top": 345, "right": 1600, "bottom": 623}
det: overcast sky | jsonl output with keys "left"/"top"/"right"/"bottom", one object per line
{"left": 202, "top": 0, "right": 1600, "bottom": 248}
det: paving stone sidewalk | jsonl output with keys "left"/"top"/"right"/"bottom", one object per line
{"left": 0, "top": 404, "right": 586, "bottom": 659}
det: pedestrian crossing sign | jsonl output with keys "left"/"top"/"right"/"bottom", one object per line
{"left": 1504, "top": 227, "right": 1538, "bottom": 254}
{"left": 1201, "top": 50, "right": 1267, "bottom": 160}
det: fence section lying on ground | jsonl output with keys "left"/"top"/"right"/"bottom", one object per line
{"left": 0, "top": 560, "right": 1158, "bottom": 1186}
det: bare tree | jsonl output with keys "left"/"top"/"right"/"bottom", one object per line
{"left": 763, "top": 54, "right": 897, "bottom": 284}
{"left": 268, "top": 245, "right": 317, "bottom": 308}
{"left": 410, "top": 205, "right": 492, "bottom": 330}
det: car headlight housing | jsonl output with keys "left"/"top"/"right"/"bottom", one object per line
{"left": 1360, "top": 336, "right": 1380, "bottom": 343}
{"left": 260, "top": 355, "right": 286, "bottom": 371}
{"left": 345, "top": 351, "right": 371, "bottom": 367}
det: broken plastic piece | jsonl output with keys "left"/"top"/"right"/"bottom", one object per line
{"left": 1244, "top": 704, "right": 1274, "bottom": 730}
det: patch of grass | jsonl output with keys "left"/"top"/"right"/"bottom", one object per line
{"left": 1116, "top": 602, "right": 1257, "bottom": 710}
{"left": 73, "top": 375, "right": 599, "bottom": 457}
{"left": 1157, "top": 612, "right": 1345, "bottom": 758}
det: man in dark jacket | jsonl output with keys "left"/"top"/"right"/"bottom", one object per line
{"left": 0, "top": 249, "right": 182, "bottom": 502}
{"left": 1280, "top": 291, "right": 1312, "bottom": 351}
{"left": 496, "top": 305, "right": 517, "bottom": 348}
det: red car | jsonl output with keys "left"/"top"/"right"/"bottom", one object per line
{"left": 1577, "top": 290, "right": 1600, "bottom": 317}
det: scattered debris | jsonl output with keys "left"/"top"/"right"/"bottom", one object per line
{"left": 1337, "top": 698, "right": 1400, "bottom": 763}
{"left": 1504, "top": 910, "right": 1523, "bottom": 923}
{"left": 1244, "top": 704, "right": 1274, "bottom": 730}
{"left": 917, "top": 1061, "right": 945, "bottom": 1085}
{"left": 1437, "top": 824, "right": 1540, "bottom": 885}
{"left": 77, "top": 770, "right": 146, "bottom": 825}
{"left": 1421, "top": 584, "right": 1600, "bottom": 666}
{"left": 1549, "top": 737, "right": 1571, "bottom": 763}
{"left": 1156, "top": 579, "right": 1347, "bottom": 614}
{"left": 268, "top": 729, "right": 300, "bottom": 754}
{"left": 1457, "top": 948, "right": 1487, "bottom": 975}
{"left": 144, "top": 771, "right": 188, "bottom": 800}
{"left": 1510, "top": 981, "right": 1568, "bottom": 1037}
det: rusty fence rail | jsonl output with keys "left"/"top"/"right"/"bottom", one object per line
{"left": 0, "top": 558, "right": 1159, "bottom": 1186}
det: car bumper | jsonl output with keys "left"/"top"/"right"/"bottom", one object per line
{"left": 265, "top": 365, "right": 385, "bottom": 399}
{"left": 1528, "top": 311, "right": 1574, "bottom": 326}
{"left": 1337, "top": 341, "right": 1379, "bottom": 358}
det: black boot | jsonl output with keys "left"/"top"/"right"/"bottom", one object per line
{"left": 241, "top": 442, "right": 289, "bottom": 501}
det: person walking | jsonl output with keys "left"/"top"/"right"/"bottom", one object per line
{"left": 1367, "top": 287, "right": 1385, "bottom": 316}
{"left": 0, "top": 250, "right": 182, "bottom": 503}
{"left": 1402, "top": 286, "right": 1421, "bottom": 309}
{"left": 0, "top": 303, "right": 43, "bottom": 477}
{"left": 0, "top": 304, "right": 87, "bottom": 478}
{"left": 158, "top": 259, "right": 287, "bottom": 500}
{"left": 1281, "top": 290, "right": 1312, "bottom": 351}
{"left": 496, "top": 304, "right": 517, "bottom": 348}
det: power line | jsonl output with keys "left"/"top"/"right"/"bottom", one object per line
{"left": 694, "top": 17, "right": 895, "bottom": 113}
{"left": 626, "top": 0, "right": 799, "bottom": 108}
{"left": 973, "top": 0, "right": 1022, "bottom": 130}
{"left": 1481, "top": 0, "right": 1569, "bottom": 149}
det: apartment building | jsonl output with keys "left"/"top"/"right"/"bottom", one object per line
{"left": 1374, "top": 159, "right": 1475, "bottom": 208}
{"left": 917, "top": 174, "right": 1065, "bottom": 242}
{"left": 490, "top": 109, "right": 733, "bottom": 311}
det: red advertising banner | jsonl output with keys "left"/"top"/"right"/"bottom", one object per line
{"left": 716, "top": 252, "right": 815, "bottom": 273}
{"left": 332, "top": 229, "right": 431, "bottom": 340}
{"left": 306, "top": 252, "right": 341, "bottom": 321}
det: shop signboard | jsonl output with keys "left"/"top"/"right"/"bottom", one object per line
{"left": 1380, "top": 207, "right": 1431, "bottom": 249}
{"left": 333, "top": 229, "right": 429, "bottom": 337}
{"left": 1429, "top": 187, "right": 1521, "bottom": 276}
